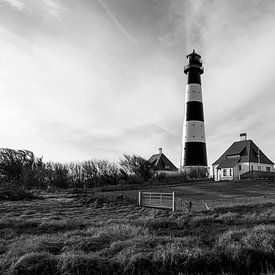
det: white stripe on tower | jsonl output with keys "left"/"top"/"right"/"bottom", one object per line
{"left": 184, "top": 121, "right": 206, "bottom": 143}
{"left": 185, "top": 83, "right": 202, "bottom": 103}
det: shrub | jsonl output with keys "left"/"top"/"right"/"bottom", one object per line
{"left": 0, "top": 182, "right": 38, "bottom": 201}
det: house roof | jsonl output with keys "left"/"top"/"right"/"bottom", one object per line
{"left": 148, "top": 153, "right": 178, "bottom": 171}
{"left": 217, "top": 157, "right": 240, "bottom": 169}
{"left": 213, "top": 139, "right": 274, "bottom": 166}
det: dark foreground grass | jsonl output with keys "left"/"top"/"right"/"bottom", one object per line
{"left": 0, "top": 192, "right": 275, "bottom": 274}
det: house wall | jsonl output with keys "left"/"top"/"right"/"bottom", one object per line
{"left": 213, "top": 162, "right": 274, "bottom": 181}
{"left": 213, "top": 165, "right": 234, "bottom": 181}
{"left": 156, "top": 170, "right": 180, "bottom": 176}
{"left": 248, "top": 162, "right": 274, "bottom": 173}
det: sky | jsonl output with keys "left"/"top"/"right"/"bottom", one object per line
{"left": 0, "top": 0, "right": 275, "bottom": 167}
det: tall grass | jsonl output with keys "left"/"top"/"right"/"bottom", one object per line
{"left": 1, "top": 195, "right": 275, "bottom": 274}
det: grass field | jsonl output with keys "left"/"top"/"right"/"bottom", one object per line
{"left": 0, "top": 180, "right": 275, "bottom": 274}
{"left": 110, "top": 180, "right": 275, "bottom": 210}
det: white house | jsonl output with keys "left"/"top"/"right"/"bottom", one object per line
{"left": 212, "top": 133, "right": 274, "bottom": 181}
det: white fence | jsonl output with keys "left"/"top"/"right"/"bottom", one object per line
{"left": 138, "top": 192, "right": 175, "bottom": 211}
{"left": 138, "top": 192, "right": 275, "bottom": 212}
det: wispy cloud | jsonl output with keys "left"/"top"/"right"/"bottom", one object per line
{"left": 43, "top": 0, "right": 65, "bottom": 18}
{"left": 0, "top": 0, "right": 275, "bottom": 167}
{"left": 95, "top": 0, "right": 138, "bottom": 47}
{"left": 2, "top": 0, "right": 24, "bottom": 10}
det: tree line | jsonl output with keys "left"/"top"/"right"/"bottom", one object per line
{"left": 0, "top": 148, "right": 156, "bottom": 190}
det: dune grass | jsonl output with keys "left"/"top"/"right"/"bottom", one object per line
{"left": 0, "top": 191, "right": 274, "bottom": 274}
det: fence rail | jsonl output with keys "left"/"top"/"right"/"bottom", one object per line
{"left": 138, "top": 191, "right": 175, "bottom": 211}
{"left": 138, "top": 192, "right": 275, "bottom": 212}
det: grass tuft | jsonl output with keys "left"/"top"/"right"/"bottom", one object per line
{"left": 8, "top": 252, "right": 58, "bottom": 275}
{"left": 58, "top": 252, "right": 111, "bottom": 275}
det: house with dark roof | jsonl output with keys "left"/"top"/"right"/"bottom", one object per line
{"left": 148, "top": 148, "right": 178, "bottom": 174}
{"left": 212, "top": 133, "right": 274, "bottom": 181}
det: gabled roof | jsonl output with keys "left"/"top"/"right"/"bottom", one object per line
{"left": 217, "top": 157, "right": 241, "bottom": 169}
{"left": 213, "top": 139, "right": 274, "bottom": 166}
{"left": 148, "top": 153, "right": 178, "bottom": 171}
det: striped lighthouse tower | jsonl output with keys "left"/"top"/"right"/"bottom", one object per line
{"left": 181, "top": 50, "right": 208, "bottom": 176}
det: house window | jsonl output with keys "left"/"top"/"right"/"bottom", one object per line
{"left": 258, "top": 166, "right": 261, "bottom": 171}
{"left": 266, "top": 167, "right": 271, "bottom": 172}
{"left": 239, "top": 165, "right": 241, "bottom": 171}
{"left": 229, "top": 169, "right": 232, "bottom": 176}
{"left": 251, "top": 165, "right": 253, "bottom": 170}
{"left": 165, "top": 165, "right": 170, "bottom": 169}
{"left": 223, "top": 169, "right": 227, "bottom": 176}
{"left": 227, "top": 155, "right": 240, "bottom": 159}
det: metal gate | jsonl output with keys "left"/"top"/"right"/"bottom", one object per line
{"left": 138, "top": 191, "right": 175, "bottom": 211}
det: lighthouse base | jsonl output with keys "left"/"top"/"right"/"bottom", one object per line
{"left": 181, "top": 166, "right": 209, "bottom": 179}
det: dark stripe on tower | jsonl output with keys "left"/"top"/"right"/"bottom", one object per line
{"left": 187, "top": 70, "right": 201, "bottom": 84}
{"left": 184, "top": 142, "right": 207, "bottom": 166}
{"left": 186, "top": 102, "right": 204, "bottom": 121}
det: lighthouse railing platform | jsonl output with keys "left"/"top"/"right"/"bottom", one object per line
{"left": 138, "top": 191, "right": 175, "bottom": 211}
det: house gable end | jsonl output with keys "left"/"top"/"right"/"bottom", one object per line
{"left": 148, "top": 152, "right": 178, "bottom": 171}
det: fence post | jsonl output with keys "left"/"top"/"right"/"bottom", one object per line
{"left": 172, "top": 192, "right": 175, "bottom": 211}
{"left": 138, "top": 192, "right": 141, "bottom": 206}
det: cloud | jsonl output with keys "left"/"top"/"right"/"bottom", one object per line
{"left": 43, "top": 0, "right": 66, "bottom": 18}
{"left": 35, "top": 121, "right": 178, "bottom": 163}
{"left": 0, "top": 0, "right": 275, "bottom": 168}
{"left": 2, "top": 0, "right": 24, "bottom": 10}
{"left": 95, "top": 0, "right": 138, "bottom": 47}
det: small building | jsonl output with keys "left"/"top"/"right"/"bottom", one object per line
{"left": 212, "top": 133, "right": 274, "bottom": 181}
{"left": 148, "top": 148, "right": 178, "bottom": 174}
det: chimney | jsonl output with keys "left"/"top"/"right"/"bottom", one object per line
{"left": 240, "top": 133, "right": 247, "bottom": 141}
{"left": 159, "top": 148, "right": 163, "bottom": 154}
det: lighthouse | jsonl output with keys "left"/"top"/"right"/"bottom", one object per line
{"left": 181, "top": 50, "right": 208, "bottom": 176}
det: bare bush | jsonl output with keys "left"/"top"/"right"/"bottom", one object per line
{"left": 97, "top": 160, "right": 119, "bottom": 186}
{"left": 81, "top": 160, "right": 99, "bottom": 190}
{"left": 119, "top": 154, "right": 155, "bottom": 183}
